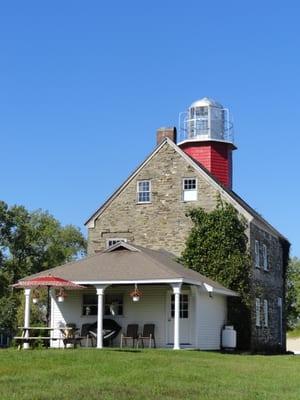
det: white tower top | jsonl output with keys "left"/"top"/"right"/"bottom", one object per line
{"left": 178, "top": 97, "right": 234, "bottom": 145}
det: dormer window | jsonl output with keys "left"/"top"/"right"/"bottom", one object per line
{"left": 137, "top": 180, "right": 151, "bottom": 203}
{"left": 183, "top": 178, "right": 197, "bottom": 201}
{"left": 106, "top": 238, "right": 127, "bottom": 249}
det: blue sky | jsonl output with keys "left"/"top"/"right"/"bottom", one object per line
{"left": 0, "top": 1, "right": 299, "bottom": 256}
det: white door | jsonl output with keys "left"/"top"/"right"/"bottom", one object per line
{"left": 166, "top": 292, "right": 192, "bottom": 345}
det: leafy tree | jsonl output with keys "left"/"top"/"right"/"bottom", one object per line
{"left": 180, "top": 198, "right": 251, "bottom": 305}
{"left": 286, "top": 257, "right": 300, "bottom": 329}
{"left": 0, "top": 201, "right": 87, "bottom": 333}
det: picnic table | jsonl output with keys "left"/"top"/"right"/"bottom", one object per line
{"left": 14, "top": 326, "right": 75, "bottom": 350}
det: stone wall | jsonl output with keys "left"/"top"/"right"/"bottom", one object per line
{"left": 88, "top": 142, "right": 221, "bottom": 256}
{"left": 249, "top": 222, "right": 285, "bottom": 351}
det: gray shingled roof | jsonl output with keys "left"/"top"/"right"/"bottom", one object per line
{"left": 18, "top": 242, "right": 237, "bottom": 296}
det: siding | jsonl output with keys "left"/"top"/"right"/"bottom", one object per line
{"left": 179, "top": 141, "right": 233, "bottom": 189}
{"left": 197, "top": 293, "right": 226, "bottom": 350}
{"left": 51, "top": 286, "right": 169, "bottom": 348}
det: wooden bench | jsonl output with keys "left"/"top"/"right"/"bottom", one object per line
{"left": 14, "top": 336, "right": 61, "bottom": 350}
{"left": 14, "top": 326, "right": 81, "bottom": 350}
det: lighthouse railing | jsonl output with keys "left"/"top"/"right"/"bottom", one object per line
{"left": 178, "top": 109, "right": 234, "bottom": 144}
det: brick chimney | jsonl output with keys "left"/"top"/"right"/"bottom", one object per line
{"left": 156, "top": 127, "right": 177, "bottom": 146}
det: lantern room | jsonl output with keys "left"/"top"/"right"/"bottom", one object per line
{"left": 178, "top": 97, "right": 233, "bottom": 144}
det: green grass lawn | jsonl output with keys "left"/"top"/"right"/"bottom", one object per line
{"left": 0, "top": 349, "right": 299, "bottom": 400}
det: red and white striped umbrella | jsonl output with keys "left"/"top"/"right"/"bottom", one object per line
{"left": 12, "top": 275, "right": 85, "bottom": 289}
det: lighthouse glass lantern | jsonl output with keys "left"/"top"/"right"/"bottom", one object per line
{"left": 179, "top": 97, "right": 232, "bottom": 143}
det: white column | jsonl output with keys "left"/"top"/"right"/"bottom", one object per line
{"left": 49, "top": 289, "right": 56, "bottom": 347}
{"left": 23, "top": 288, "right": 31, "bottom": 350}
{"left": 171, "top": 283, "right": 182, "bottom": 350}
{"left": 95, "top": 285, "right": 107, "bottom": 349}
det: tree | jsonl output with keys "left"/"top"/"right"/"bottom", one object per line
{"left": 180, "top": 198, "right": 252, "bottom": 349}
{"left": 286, "top": 257, "right": 300, "bottom": 329}
{"left": 180, "top": 198, "right": 251, "bottom": 305}
{"left": 0, "top": 201, "right": 87, "bottom": 332}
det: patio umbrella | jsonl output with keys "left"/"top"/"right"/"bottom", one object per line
{"left": 12, "top": 275, "right": 85, "bottom": 325}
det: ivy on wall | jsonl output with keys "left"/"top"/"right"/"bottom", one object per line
{"left": 180, "top": 197, "right": 252, "bottom": 305}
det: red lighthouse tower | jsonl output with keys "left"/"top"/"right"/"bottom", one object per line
{"left": 178, "top": 97, "right": 236, "bottom": 189}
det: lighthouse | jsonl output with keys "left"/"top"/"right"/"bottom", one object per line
{"left": 178, "top": 97, "right": 236, "bottom": 189}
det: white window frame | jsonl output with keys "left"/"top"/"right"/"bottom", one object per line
{"left": 255, "top": 298, "right": 261, "bottom": 327}
{"left": 182, "top": 178, "right": 198, "bottom": 202}
{"left": 137, "top": 180, "right": 151, "bottom": 203}
{"left": 263, "top": 299, "right": 268, "bottom": 327}
{"left": 106, "top": 238, "right": 127, "bottom": 249}
{"left": 255, "top": 240, "right": 260, "bottom": 268}
{"left": 262, "top": 244, "right": 268, "bottom": 271}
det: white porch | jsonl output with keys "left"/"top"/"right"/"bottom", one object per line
{"left": 19, "top": 243, "right": 236, "bottom": 350}
{"left": 46, "top": 283, "right": 227, "bottom": 350}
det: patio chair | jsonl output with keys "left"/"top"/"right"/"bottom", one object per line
{"left": 137, "top": 324, "right": 156, "bottom": 348}
{"left": 61, "top": 323, "right": 81, "bottom": 348}
{"left": 120, "top": 324, "right": 139, "bottom": 348}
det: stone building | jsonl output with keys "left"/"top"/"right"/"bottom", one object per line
{"left": 85, "top": 98, "right": 289, "bottom": 351}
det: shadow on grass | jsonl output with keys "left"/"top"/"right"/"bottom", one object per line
{"left": 112, "top": 349, "right": 142, "bottom": 353}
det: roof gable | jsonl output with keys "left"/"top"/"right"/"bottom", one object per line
{"left": 85, "top": 138, "right": 287, "bottom": 241}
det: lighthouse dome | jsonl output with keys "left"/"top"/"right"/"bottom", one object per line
{"left": 190, "top": 97, "right": 223, "bottom": 109}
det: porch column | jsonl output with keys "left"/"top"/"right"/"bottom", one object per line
{"left": 23, "top": 288, "right": 31, "bottom": 349}
{"left": 95, "top": 285, "right": 108, "bottom": 349}
{"left": 171, "top": 283, "right": 182, "bottom": 350}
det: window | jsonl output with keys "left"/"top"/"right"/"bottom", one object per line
{"left": 183, "top": 178, "right": 197, "bottom": 202}
{"left": 137, "top": 180, "right": 151, "bottom": 203}
{"left": 262, "top": 244, "right": 268, "bottom": 271}
{"left": 263, "top": 299, "right": 268, "bottom": 327}
{"left": 104, "top": 294, "right": 123, "bottom": 316}
{"left": 255, "top": 298, "right": 261, "bottom": 327}
{"left": 255, "top": 240, "right": 260, "bottom": 268}
{"left": 171, "top": 294, "right": 189, "bottom": 319}
{"left": 106, "top": 238, "right": 127, "bottom": 249}
{"left": 195, "top": 106, "right": 208, "bottom": 117}
{"left": 196, "top": 119, "right": 208, "bottom": 132}
{"left": 82, "top": 294, "right": 124, "bottom": 316}
{"left": 82, "top": 294, "right": 98, "bottom": 316}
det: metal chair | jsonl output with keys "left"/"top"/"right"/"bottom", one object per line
{"left": 120, "top": 324, "right": 139, "bottom": 348}
{"left": 137, "top": 324, "right": 156, "bottom": 348}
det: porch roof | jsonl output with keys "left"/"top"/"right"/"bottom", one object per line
{"left": 19, "top": 242, "right": 237, "bottom": 297}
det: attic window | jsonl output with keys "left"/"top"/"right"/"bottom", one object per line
{"left": 107, "top": 238, "right": 127, "bottom": 249}
{"left": 137, "top": 180, "right": 151, "bottom": 203}
{"left": 183, "top": 178, "right": 197, "bottom": 201}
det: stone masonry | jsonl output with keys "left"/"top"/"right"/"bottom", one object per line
{"left": 88, "top": 142, "right": 221, "bottom": 256}
{"left": 249, "top": 222, "right": 285, "bottom": 351}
